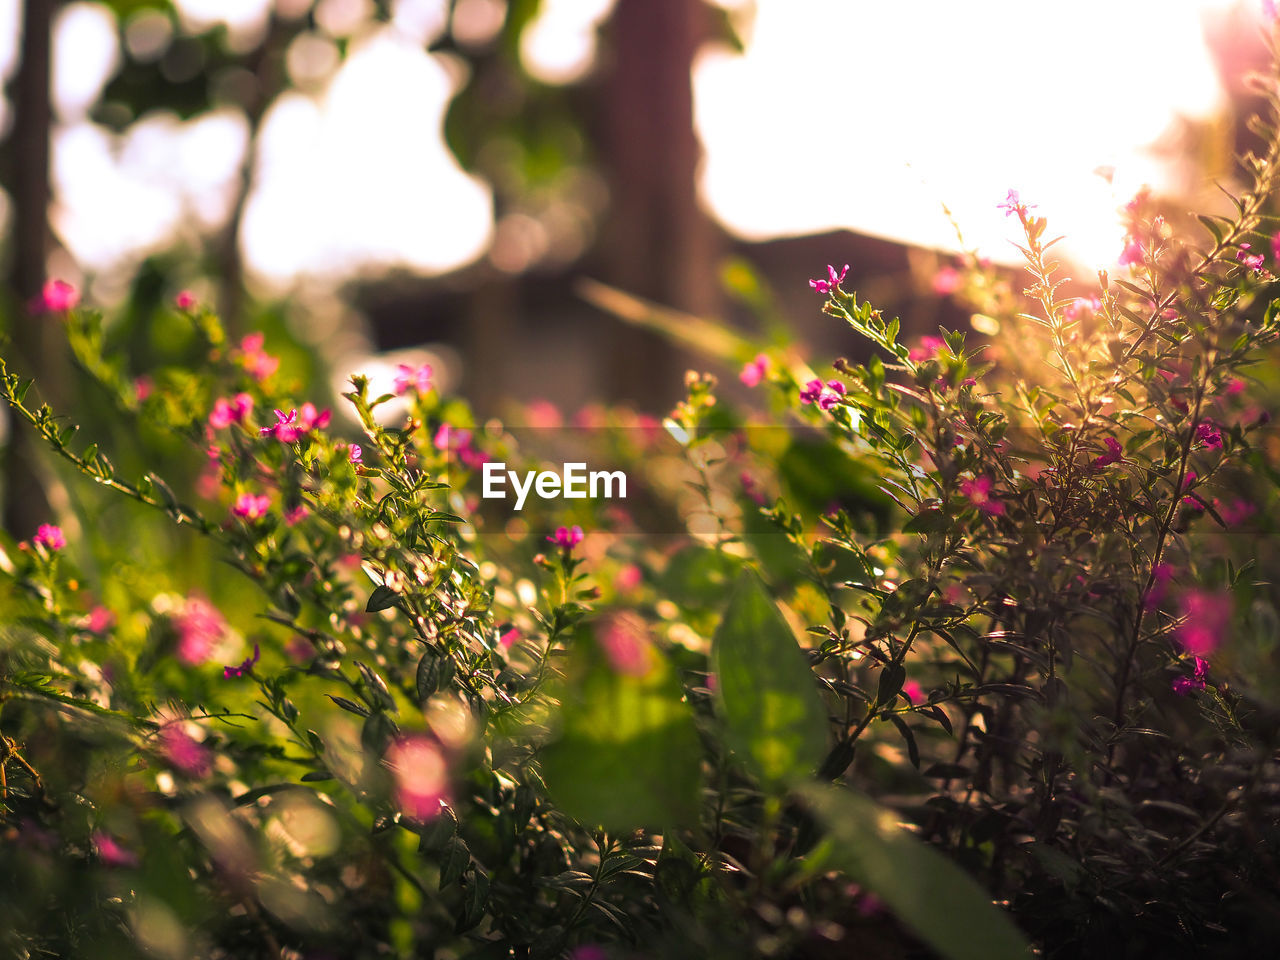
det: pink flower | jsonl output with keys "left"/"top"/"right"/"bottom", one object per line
{"left": 133, "top": 376, "right": 153, "bottom": 402}
{"left": 1177, "top": 590, "right": 1231, "bottom": 657}
{"left": 547, "top": 525, "right": 584, "bottom": 550}
{"left": 808, "top": 263, "right": 849, "bottom": 294}
{"left": 1064, "top": 297, "right": 1100, "bottom": 322}
{"left": 296, "top": 402, "right": 331, "bottom": 433}
{"left": 237, "top": 333, "right": 279, "bottom": 381}
{"left": 799, "top": 378, "right": 845, "bottom": 410}
{"left": 284, "top": 504, "right": 309, "bottom": 526}
{"left": 498, "top": 626, "right": 520, "bottom": 650}
{"left": 386, "top": 735, "right": 449, "bottom": 819}
{"left": 960, "top": 475, "right": 1005, "bottom": 515}
{"left": 393, "top": 363, "right": 433, "bottom": 396}
{"left": 739, "top": 354, "right": 769, "bottom": 387}
{"left": 174, "top": 596, "right": 227, "bottom": 666}
{"left": 1171, "top": 656, "right": 1210, "bottom": 696}
{"left": 597, "top": 612, "right": 654, "bottom": 676}
{"left": 160, "top": 725, "right": 212, "bottom": 777}
{"left": 223, "top": 642, "right": 260, "bottom": 679}
{"left": 260, "top": 408, "right": 301, "bottom": 442}
{"left": 901, "top": 680, "right": 925, "bottom": 704}
{"left": 997, "top": 189, "right": 1033, "bottom": 219}
{"left": 932, "top": 266, "right": 961, "bottom": 295}
{"left": 208, "top": 393, "right": 254, "bottom": 430}
{"left": 1195, "top": 420, "right": 1223, "bottom": 449}
{"left": 908, "top": 335, "right": 945, "bottom": 362}
{"left": 232, "top": 493, "right": 270, "bottom": 520}
{"left": 1118, "top": 237, "right": 1144, "bottom": 267}
{"left": 175, "top": 290, "right": 197, "bottom": 310}
{"left": 93, "top": 831, "right": 138, "bottom": 867}
{"left": 1091, "top": 436, "right": 1123, "bottom": 469}
{"left": 614, "top": 564, "right": 643, "bottom": 592}
{"left": 1218, "top": 498, "right": 1256, "bottom": 526}
{"left": 32, "top": 524, "right": 66, "bottom": 551}
{"left": 37, "top": 279, "right": 80, "bottom": 313}
{"left": 1237, "top": 243, "right": 1266, "bottom": 272}
{"left": 87, "top": 605, "right": 115, "bottom": 634}
{"left": 347, "top": 443, "right": 363, "bottom": 465}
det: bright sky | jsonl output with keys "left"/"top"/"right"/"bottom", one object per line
{"left": 0, "top": 0, "right": 1263, "bottom": 293}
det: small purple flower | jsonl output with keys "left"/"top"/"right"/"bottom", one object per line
{"left": 808, "top": 263, "right": 849, "bottom": 294}
{"left": 997, "top": 189, "right": 1033, "bottom": 219}
{"left": 1091, "top": 436, "right": 1123, "bottom": 469}
{"left": 347, "top": 443, "right": 363, "bottom": 465}
{"left": 1195, "top": 420, "right": 1223, "bottom": 449}
{"left": 32, "top": 524, "right": 66, "bottom": 551}
{"left": 394, "top": 363, "right": 433, "bottom": 396}
{"left": 1236, "top": 243, "right": 1265, "bottom": 272}
{"left": 800, "top": 378, "right": 845, "bottom": 410}
{"left": 223, "top": 642, "right": 260, "bottom": 679}
{"left": 547, "top": 525, "right": 584, "bottom": 550}
{"left": 260, "top": 408, "right": 301, "bottom": 442}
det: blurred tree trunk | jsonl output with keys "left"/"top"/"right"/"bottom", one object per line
{"left": 2, "top": 0, "right": 57, "bottom": 540}
{"left": 597, "top": 0, "right": 720, "bottom": 406}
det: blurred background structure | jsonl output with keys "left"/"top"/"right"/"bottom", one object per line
{"left": 0, "top": 0, "right": 1271, "bottom": 535}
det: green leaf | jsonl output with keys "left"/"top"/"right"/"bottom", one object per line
{"left": 327, "top": 695, "right": 370, "bottom": 718}
{"left": 712, "top": 572, "right": 829, "bottom": 787}
{"left": 799, "top": 782, "right": 1031, "bottom": 960}
{"left": 539, "top": 620, "right": 702, "bottom": 832}
{"left": 365, "top": 584, "right": 398, "bottom": 612}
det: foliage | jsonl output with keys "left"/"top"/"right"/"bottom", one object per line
{"left": 8, "top": 22, "right": 1280, "bottom": 960}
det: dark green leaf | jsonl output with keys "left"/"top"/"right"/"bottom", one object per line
{"left": 712, "top": 572, "right": 829, "bottom": 787}
{"left": 800, "top": 782, "right": 1031, "bottom": 960}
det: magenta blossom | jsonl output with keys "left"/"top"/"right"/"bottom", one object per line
{"left": 498, "top": 626, "right": 520, "bottom": 650}
{"left": 1171, "top": 655, "right": 1210, "bottom": 696}
{"left": 1237, "top": 243, "right": 1266, "bottom": 272}
{"left": 208, "top": 393, "right": 254, "bottom": 430}
{"left": 386, "top": 735, "right": 449, "bottom": 819}
{"left": 87, "top": 605, "right": 115, "bottom": 634}
{"left": 93, "top": 831, "right": 139, "bottom": 867}
{"left": 174, "top": 596, "right": 227, "bottom": 666}
{"left": 394, "top": 363, "right": 433, "bottom": 396}
{"left": 901, "top": 680, "right": 925, "bottom": 704}
{"left": 296, "top": 402, "right": 331, "bottom": 433}
{"left": 997, "top": 189, "right": 1034, "bottom": 219}
{"left": 808, "top": 263, "right": 849, "bottom": 294}
{"left": 547, "top": 525, "right": 584, "bottom": 550}
{"left": 1195, "top": 420, "right": 1223, "bottom": 449}
{"left": 260, "top": 408, "right": 301, "bottom": 442}
{"left": 909, "top": 335, "right": 945, "bottom": 362}
{"left": 1118, "top": 237, "right": 1144, "bottom": 267}
{"left": 960, "top": 475, "right": 1005, "bottom": 515}
{"left": 223, "top": 642, "right": 260, "bottom": 679}
{"left": 160, "top": 725, "right": 212, "bottom": 777}
{"left": 347, "top": 443, "right": 363, "bottom": 465}
{"left": 232, "top": 493, "right": 270, "bottom": 520}
{"left": 1091, "top": 436, "right": 1123, "bottom": 469}
{"left": 597, "top": 612, "right": 654, "bottom": 676}
{"left": 237, "top": 332, "right": 279, "bottom": 381}
{"left": 175, "top": 290, "right": 197, "bottom": 310}
{"left": 932, "top": 266, "right": 961, "bottom": 295}
{"left": 1177, "top": 590, "right": 1231, "bottom": 658}
{"left": 799, "top": 378, "right": 845, "bottom": 410}
{"left": 739, "top": 354, "right": 769, "bottom": 387}
{"left": 1144, "top": 563, "right": 1176, "bottom": 610}
{"left": 284, "top": 504, "right": 309, "bottom": 526}
{"left": 32, "top": 523, "right": 66, "bottom": 551}
{"left": 35, "top": 279, "right": 80, "bottom": 313}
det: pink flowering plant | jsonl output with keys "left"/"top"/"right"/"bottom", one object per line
{"left": 6, "top": 37, "right": 1280, "bottom": 960}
